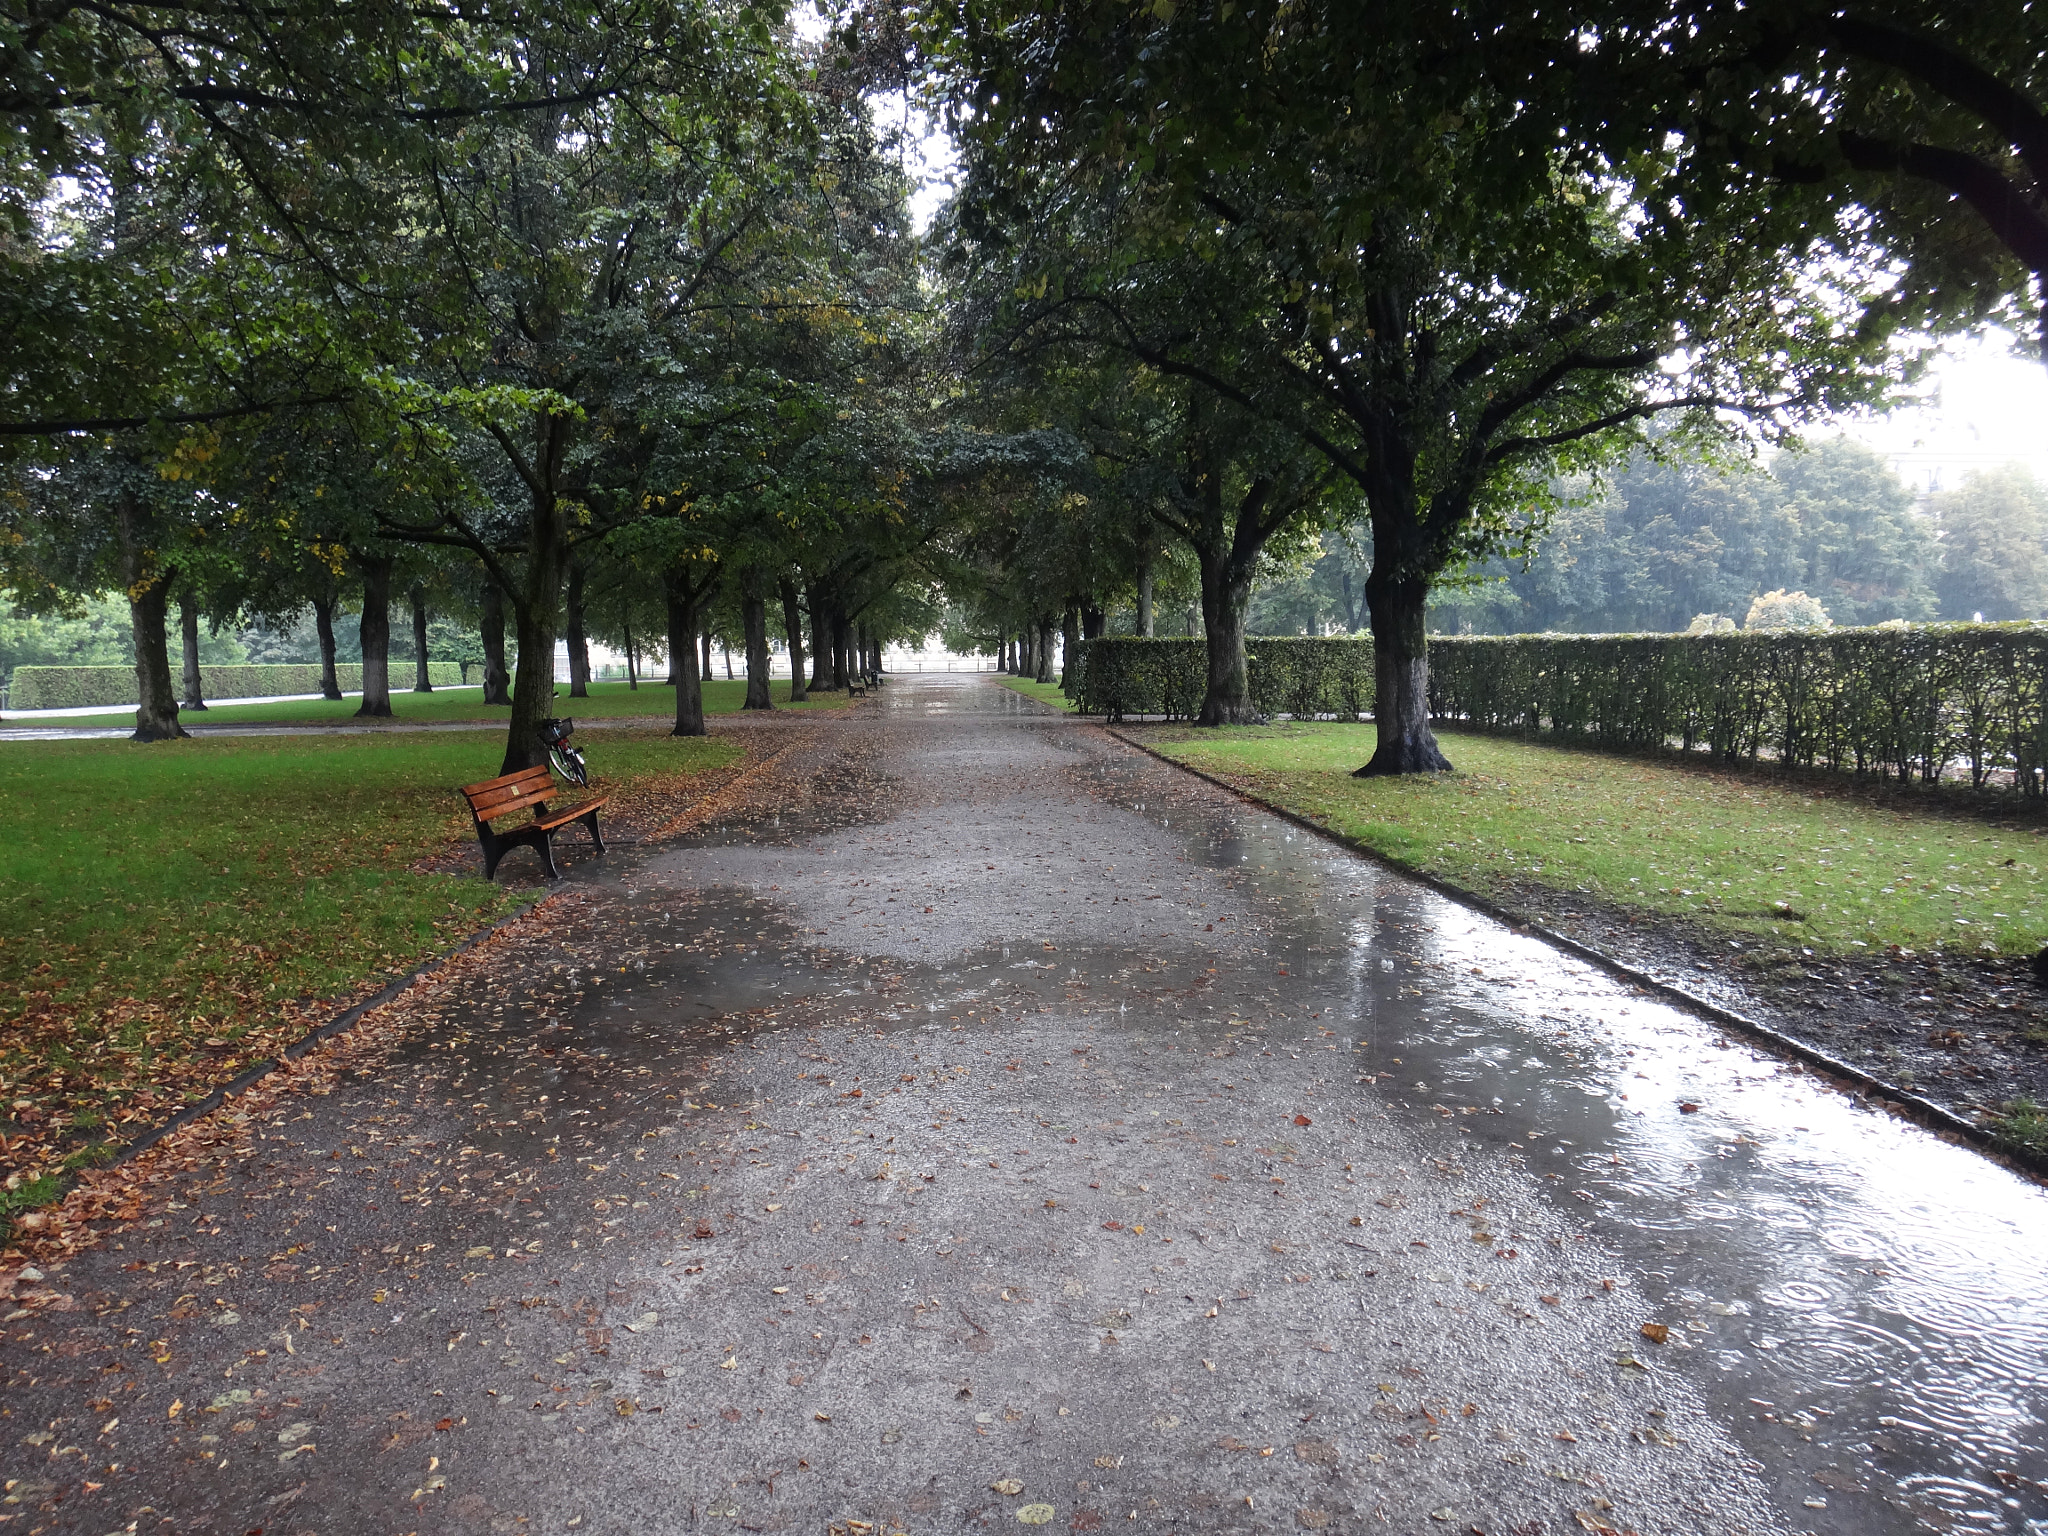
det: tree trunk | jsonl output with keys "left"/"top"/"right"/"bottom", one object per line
{"left": 665, "top": 569, "right": 707, "bottom": 737}
{"left": 565, "top": 561, "right": 590, "bottom": 698}
{"left": 1059, "top": 607, "right": 1080, "bottom": 690}
{"left": 831, "top": 606, "right": 852, "bottom": 690}
{"left": 779, "top": 575, "right": 808, "bottom": 702}
{"left": 1034, "top": 617, "right": 1055, "bottom": 684}
{"left": 1356, "top": 574, "right": 1451, "bottom": 775}
{"left": 741, "top": 565, "right": 773, "bottom": 710}
{"left": 1081, "top": 605, "right": 1104, "bottom": 639}
{"left": 807, "top": 583, "right": 830, "bottom": 691}
{"left": 480, "top": 577, "right": 511, "bottom": 706}
{"left": 699, "top": 628, "right": 712, "bottom": 682}
{"left": 1195, "top": 552, "right": 1260, "bottom": 725}
{"left": 312, "top": 589, "right": 344, "bottom": 700}
{"left": 355, "top": 554, "right": 395, "bottom": 719}
{"left": 500, "top": 419, "right": 573, "bottom": 774}
{"left": 178, "top": 596, "right": 207, "bottom": 710}
{"left": 117, "top": 494, "right": 186, "bottom": 742}
{"left": 1137, "top": 556, "right": 1155, "bottom": 637}
{"left": 624, "top": 619, "right": 637, "bottom": 689}
{"left": 410, "top": 583, "right": 434, "bottom": 691}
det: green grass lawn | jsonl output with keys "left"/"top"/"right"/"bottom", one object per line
{"left": 0, "top": 675, "right": 845, "bottom": 730}
{"left": 0, "top": 727, "right": 738, "bottom": 1207}
{"left": 996, "top": 676, "right": 1078, "bottom": 711}
{"left": 1146, "top": 723, "right": 2048, "bottom": 959}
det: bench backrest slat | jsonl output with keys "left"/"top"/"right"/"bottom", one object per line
{"left": 461, "top": 765, "right": 554, "bottom": 822}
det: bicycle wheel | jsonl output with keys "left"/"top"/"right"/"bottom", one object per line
{"left": 548, "top": 743, "right": 588, "bottom": 787}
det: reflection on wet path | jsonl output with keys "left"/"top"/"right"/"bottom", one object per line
{"left": 1045, "top": 702, "right": 2048, "bottom": 1536}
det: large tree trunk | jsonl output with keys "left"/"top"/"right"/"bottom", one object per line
{"left": 565, "top": 561, "right": 590, "bottom": 698}
{"left": 831, "top": 606, "right": 852, "bottom": 690}
{"left": 807, "top": 582, "right": 830, "bottom": 691}
{"left": 355, "top": 554, "right": 395, "bottom": 718}
{"left": 741, "top": 565, "right": 773, "bottom": 710}
{"left": 1195, "top": 552, "right": 1259, "bottom": 726}
{"left": 1137, "top": 556, "right": 1155, "bottom": 637}
{"left": 410, "top": 583, "right": 434, "bottom": 691}
{"left": 178, "top": 596, "right": 207, "bottom": 711}
{"left": 1356, "top": 573, "right": 1451, "bottom": 775}
{"left": 312, "top": 588, "right": 344, "bottom": 700}
{"left": 501, "top": 424, "right": 573, "bottom": 774}
{"left": 117, "top": 494, "right": 186, "bottom": 742}
{"left": 1081, "top": 605, "right": 1104, "bottom": 639}
{"left": 1059, "top": 607, "right": 1080, "bottom": 690}
{"left": 665, "top": 569, "right": 707, "bottom": 737}
{"left": 480, "top": 577, "right": 511, "bottom": 706}
{"left": 779, "top": 575, "right": 808, "bottom": 702}
{"left": 1034, "top": 617, "right": 1055, "bottom": 684}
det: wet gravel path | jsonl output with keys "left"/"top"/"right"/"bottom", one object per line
{"left": 4, "top": 674, "right": 2046, "bottom": 1536}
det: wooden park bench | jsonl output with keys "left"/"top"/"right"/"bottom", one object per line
{"left": 459, "top": 764, "right": 608, "bottom": 881}
{"left": 846, "top": 674, "right": 867, "bottom": 697}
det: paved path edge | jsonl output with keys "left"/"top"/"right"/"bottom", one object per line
{"left": 1103, "top": 724, "right": 2048, "bottom": 1185}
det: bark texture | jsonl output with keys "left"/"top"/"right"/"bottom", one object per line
{"left": 1034, "top": 617, "right": 1054, "bottom": 684}
{"left": 740, "top": 565, "right": 773, "bottom": 710}
{"left": 565, "top": 562, "right": 590, "bottom": 698}
{"left": 480, "top": 579, "right": 511, "bottom": 706}
{"left": 312, "top": 589, "right": 344, "bottom": 700}
{"left": 1355, "top": 574, "right": 1451, "bottom": 775}
{"left": 355, "top": 554, "right": 394, "bottom": 718}
{"left": 664, "top": 569, "right": 708, "bottom": 737}
{"left": 117, "top": 492, "right": 186, "bottom": 742}
{"left": 779, "top": 575, "right": 808, "bottom": 703}
{"left": 410, "top": 584, "right": 434, "bottom": 691}
{"left": 178, "top": 597, "right": 206, "bottom": 710}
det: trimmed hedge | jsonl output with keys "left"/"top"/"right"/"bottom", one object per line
{"left": 7, "top": 661, "right": 466, "bottom": 711}
{"left": 1429, "top": 623, "right": 2048, "bottom": 792}
{"left": 1070, "top": 636, "right": 1375, "bottom": 721}
{"left": 1073, "top": 622, "right": 2048, "bottom": 793}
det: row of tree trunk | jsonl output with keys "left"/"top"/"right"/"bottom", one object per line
{"left": 123, "top": 536, "right": 882, "bottom": 751}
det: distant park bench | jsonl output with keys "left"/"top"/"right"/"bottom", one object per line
{"left": 459, "top": 764, "right": 608, "bottom": 880}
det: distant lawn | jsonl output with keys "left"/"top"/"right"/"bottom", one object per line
{"left": 996, "top": 676, "right": 1078, "bottom": 711}
{"left": 0, "top": 675, "right": 844, "bottom": 730}
{"left": 1144, "top": 723, "right": 2048, "bottom": 959}
{"left": 0, "top": 727, "right": 738, "bottom": 1206}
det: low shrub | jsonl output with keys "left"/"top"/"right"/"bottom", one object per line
{"left": 8, "top": 661, "right": 465, "bottom": 710}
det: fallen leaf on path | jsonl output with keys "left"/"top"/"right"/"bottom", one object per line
{"left": 990, "top": 1478, "right": 1023, "bottom": 1494}
{"left": 1639, "top": 1322, "right": 1670, "bottom": 1344}
{"left": 1017, "top": 1505, "right": 1055, "bottom": 1525}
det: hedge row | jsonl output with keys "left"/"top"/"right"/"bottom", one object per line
{"left": 1071, "top": 622, "right": 2048, "bottom": 793}
{"left": 1429, "top": 624, "right": 2048, "bottom": 792}
{"left": 1069, "top": 637, "right": 1374, "bottom": 722}
{"left": 7, "top": 661, "right": 466, "bottom": 710}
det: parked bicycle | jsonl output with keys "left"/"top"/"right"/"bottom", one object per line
{"left": 539, "top": 717, "right": 588, "bottom": 787}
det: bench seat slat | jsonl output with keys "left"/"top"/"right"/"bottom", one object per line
{"left": 533, "top": 796, "right": 608, "bottom": 832}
